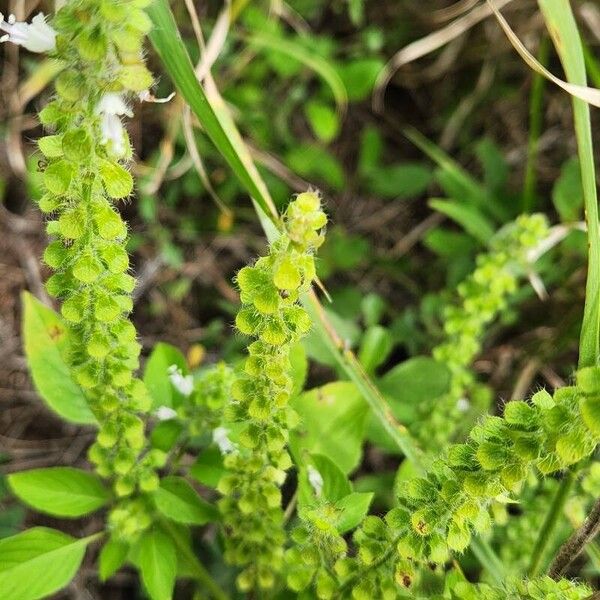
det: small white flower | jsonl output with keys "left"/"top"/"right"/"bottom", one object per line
{"left": 167, "top": 364, "right": 194, "bottom": 397}
{"left": 138, "top": 90, "right": 176, "bottom": 104}
{"left": 95, "top": 93, "right": 133, "bottom": 156}
{"left": 212, "top": 427, "right": 235, "bottom": 455}
{"left": 456, "top": 398, "right": 470, "bottom": 412}
{"left": 156, "top": 406, "right": 177, "bottom": 420}
{"left": 0, "top": 13, "right": 56, "bottom": 54}
{"left": 307, "top": 466, "right": 324, "bottom": 497}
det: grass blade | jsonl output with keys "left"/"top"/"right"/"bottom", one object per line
{"left": 147, "top": 0, "right": 279, "bottom": 225}
{"left": 536, "top": 0, "right": 599, "bottom": 369}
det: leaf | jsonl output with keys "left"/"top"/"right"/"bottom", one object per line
{"left": 151, "top": 420, "right": 183, "bottom": 452}
{"left": 153, "top": 477, "right": 218, "bottom": 525}
{"left": 8, "top": 468, "right": 110, "bottom": 518}
{"left": 147, "top": 0, "right": 279, "bottom": 226}
{"left": 335, "top": 492, "right": 374, "bottom": 534}
{"left": 286, "top": 144, "right": 345, "bottom": 191}
{"left": 336, "top": 58, "right": 384, "bottom": 102}
{"left": 552, "top": 157, "right": 583, "bottom": 222}
{"left": 304, "top": 100, "right": 340, "bottom": 143}
{"left": 312, "top": 454, "right": 352, "bottom": 503}
{"left": 358, "top": 325, "right": 393, "bottom": 374}
{"left": 366, "top": 163, "right": 432, "bottom": 199}
{"left": 138, "top": 528, "right": 177, "bottom": 600}
{"left": 368, "top": 357, "right": 450, "bottom": 452}
{"left": 537, "top": 0, "right": 600, "bottom": 368}
{"left": 429, "top": 199, "right": 495, "bottom": 246}
{"left": 99, "top": 538, "right": 128, "bottom": 582}
{"left": 290, "top": 381, "right": 368, "bottom": 473}
{"left": 0, "top": 527, "right": 97, "bottom": 600}
{"left": 290, "top": 342, "right": 308, "bottom": 398}
{"left": 21, "top": 292, "right": 95, "bottom": 425}
{"left": 143, "top": 342, "right": 187, "bottom": 409}
{"left": 358, "top": 126, "right": 383, "bottom": 176}
{"left": 189, "top": 448, "right": 225, "bottom": 489}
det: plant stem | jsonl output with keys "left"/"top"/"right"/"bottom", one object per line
{"left": 549, "top": 494, "right": 600, "bottom": 579}
{"left": 522, "top": 36, "right": 549, "bottom": 213}
{"left": 161, "top": 519, "right": 229, "bottom": 600}
{"left": 471, "top": 538, "right": 505, "bottom": 586}
{"left": 528, "top": 471, "right": 575, "bottom": 577}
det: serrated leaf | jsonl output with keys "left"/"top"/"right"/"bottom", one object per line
{"left": 22, "top": 292, "right": 95, "bottom": 425}
{"left": 153, "top": 477, "right": 218, "bottom": 525}
{"left": 8, "top": 467, "right": 109, "bottom": 518}
{"left": 0, "top": 527, "right": 96, "bottom": 600}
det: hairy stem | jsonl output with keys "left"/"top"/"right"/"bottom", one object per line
{"left": 549, "top": 495, "right": 600, "bottom": 579}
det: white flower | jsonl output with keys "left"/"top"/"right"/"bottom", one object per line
{"left": 456, "top": 397, "right": 470, "bottom": 412}
{"left": 155, "top": 406, "right": 177, "bottom": 420}
{"left": 0, "top": 13, "right": 56, "bottom": 54}
{"left": 95, "top": 93, "right": 133, "bottom": 157}
{"left": 212, "top": 427, "right": 235, "bottom": 455}
{"left": 307, "top": 466, "right": 324, "bottom": 497}
{"left": 138, "top": 90, "right": 176, "bottom": 104}
{"left": 167, "top": 364, "right": 194, "bottom": 397}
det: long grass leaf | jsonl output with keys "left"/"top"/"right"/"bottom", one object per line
{"left": 536, "top": 0, "right": 599, "bottom": 369}
{"left": 146, "top": 0, "right": 279, "bottom": 224}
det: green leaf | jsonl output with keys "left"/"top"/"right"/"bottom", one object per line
{"left": 21, "top": 292, "right": 95, "bottom": 425}
{"left": 429, "top": 198, "right": 495, "bottom": 246}
{"left": 552, "top": 157, "right": 584, "bottom": 222}
{"left": 189, "top": 448, "right": 225, "bottom": 489}
{"left": 335, "top": 492, "right": 374, "bottom": 534}
{"left": 538, "top": 0, "right": 600, "bottom": 369}
{"left": 366, "top": 163, "right": 432, "bottom": 199}
{"left": 153, "top": 477, "right": 218, "bottom": 525}
{"left": 147, "top": 0, "right": 279, "bottom": 227}
{"left": 99, "top": 538, "right": 128, "bottom": 582}
{"left": 247, "top": 32, "right": 347, "bottom": 111}
{"left": 358, "top": 125, "right": 383, "bottom": 176}
{"left": 8, "top": 468, "right": 109, "bottom": 518}
{"left": 286, "top": 144, "right": 345, "bottom": 191}
{"left": 0, "top": 527, "right": 97, "bottom": 600}
{"left": 290, "top": 342, "right": 308, "bottom": 398}
{"left": 143, "top": 342, "right": 187, "bottom": 409}
{"left": 138, "top": 528, "right": 177, "bottom": 600}
{"left": 337, "top": 58, "right": 384, "bottom": 102}
{"left": 369, "top": 357, "right": 450, "bottom": 452}
{"left": 290, "top": 381, "right": 368, "bottom": 473}
{"left": 312, "top": 454, "right": 351, "bottom": 503}
{"left": 304, "top": 100, "right": 340, "bottom": 143}
{"left": 358, "top": 325, "right": 393, "bottom": 374}
{"left": 151, "top": 420, "right": 183, "bottom": 452}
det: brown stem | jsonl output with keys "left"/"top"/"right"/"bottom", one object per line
{"left": 549, "top": 495, "right": 600, "bottom": 579}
